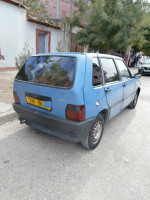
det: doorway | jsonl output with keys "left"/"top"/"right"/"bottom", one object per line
{"left": 36, "top": 29, "right": 51, "bottom": 54}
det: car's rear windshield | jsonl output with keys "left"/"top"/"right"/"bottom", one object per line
{"left": 16, "top": 56, "right": 76, "bottom": 88}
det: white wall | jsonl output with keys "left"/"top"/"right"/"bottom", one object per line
{"left": 0, "top": 1, "right": 59, "bottom": 68}
{"left": 0, "top": 1, "right": 26, "bottom": 67}
{"left": 25, "top": 21, "right": 59, "bottom": 54}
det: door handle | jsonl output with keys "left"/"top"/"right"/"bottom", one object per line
{"left": 105, "top": 87, "right": 112, "bottom": 92}
{"left": 123, "top": 83, "right": 127, "bottom": 87}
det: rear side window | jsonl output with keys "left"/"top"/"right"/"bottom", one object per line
{"left": 115, "top": 59, "right": 130, "bottom": 78}
{"left": 16, "top": 56, "right": 76, "bottom": 88}
{"left": 92, "top": 57, "right": 102, "bottom": 86}
{"left": 100, "top": 58, "right": 119, "bottom": 84}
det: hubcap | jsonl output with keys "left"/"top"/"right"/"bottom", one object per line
{"left": 91, "top": 121, "right": 102, "bottom": 144}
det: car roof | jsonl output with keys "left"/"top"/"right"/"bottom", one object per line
{"left": 31, "top": 52, "right": 122, "bottom": 60}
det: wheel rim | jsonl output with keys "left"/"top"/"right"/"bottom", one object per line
{"left": 133, "top": 93, "right": 138, "bottom": 106}
{"left": 91, "top": 121, "right": 102, "bottom": 144}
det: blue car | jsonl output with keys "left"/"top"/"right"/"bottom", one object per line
{"left": 13, "top": 53, "right": 141, "bottom": 149}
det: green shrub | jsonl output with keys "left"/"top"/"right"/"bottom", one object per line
{"left": 15, "top": 42, "right": 33, "bottom": 69}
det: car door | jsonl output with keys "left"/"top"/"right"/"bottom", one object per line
{"left": 115, "top": 59, "right": 135, "bottom": 109}
{"left": 100, "top": 57, "right": 124, "bottom": 119}
{"left": 84, "top": 56, "right": 108, "bottom": 120}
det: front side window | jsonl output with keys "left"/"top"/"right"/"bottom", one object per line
{"left": 16, "top": 56, "right": 76, "bottom": 88}
{"left": 92, "top": 57, "right": 102, "bottom": 86}
{"left": 115, "top": 59, "right": 130, "bottom": 79}
{"left": 100, "top": 58, "right": 119, "bottom": 84}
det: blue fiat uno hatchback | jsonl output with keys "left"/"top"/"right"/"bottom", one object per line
{"left": 13, "top": 53, "right": 141, "bottom": 149}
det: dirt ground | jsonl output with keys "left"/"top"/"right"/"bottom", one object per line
{"left": 0, "top": 70, "right": 18, "bottom": 105}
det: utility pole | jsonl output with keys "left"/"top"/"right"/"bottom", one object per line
{"left": 57, "top": 0, "right": 60, "bottom": 19}
{"left": 70, "top": 0, "right": 73, "bottom": 18}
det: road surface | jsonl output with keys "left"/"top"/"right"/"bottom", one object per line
{"left": 0, "top": 70, "right": 150, "bottom": 200}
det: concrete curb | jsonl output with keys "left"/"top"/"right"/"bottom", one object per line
{"left": 0, "top": 67, "right": 18, "bottom": 71}
{"left": 0, "top": 110, "right": 18, "bottom": 125}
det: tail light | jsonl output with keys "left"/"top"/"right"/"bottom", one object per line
{"left": 65, "top": 104, "right": 85, "bottom": 122}
{"left": 13, "top": 91, "right": 20, "bottom": 104}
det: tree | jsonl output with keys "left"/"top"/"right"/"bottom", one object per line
{"left": 26, "top": 0, "right": 49, "bottom": 19}
{"left": 71, "top": 0, "right": 150, "bottom": 52}
{"left": 133, "top": 25, "right": 150, "bottom": 56}
{"left": 15, "top": 41, "right": 33, "bottom": 69}
{"left": 142, "top": 26, "right": 150, "bottom": 56}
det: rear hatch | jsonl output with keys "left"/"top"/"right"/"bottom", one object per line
{"left": 13, "top": 54, "right": 86, "bottom": 120}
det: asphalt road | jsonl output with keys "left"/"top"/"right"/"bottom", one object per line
{"left": 0, "top": 70, "right": 150, "bottom": 200}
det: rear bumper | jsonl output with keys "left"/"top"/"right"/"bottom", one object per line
{"left": 13, "top": 103, "right": 94, "bottom": 143}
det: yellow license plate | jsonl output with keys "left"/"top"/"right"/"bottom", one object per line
{"left": 26, "top": 96, "right": 51, "bottom": 111}
{"left": 26, "top": 96, "right": 44, "bottom": 108}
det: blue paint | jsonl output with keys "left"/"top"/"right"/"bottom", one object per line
{"left": 13, "top": 53, "right": 141, "bottom": 122}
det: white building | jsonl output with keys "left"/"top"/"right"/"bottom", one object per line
{"left": 0, "top": 0, "right": 61, "bottom": 68}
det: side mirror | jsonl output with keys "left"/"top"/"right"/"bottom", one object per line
{"left": 134, "top": 73, "right": 141, "bottom": 79}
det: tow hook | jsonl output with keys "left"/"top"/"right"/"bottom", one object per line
{"left": 20, "top": 119, "right": 26, "bottom": 124}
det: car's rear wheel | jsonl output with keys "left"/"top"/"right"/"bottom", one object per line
{"left": 128, "top": 91, "right": 138, "bottom": 109}
{"left": 81, "top": 114, "right": 104, "bottom": 150}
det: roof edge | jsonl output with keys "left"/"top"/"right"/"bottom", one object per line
{"left": 27, "top": 15, "right": 61, "bottom": 30}
{"left": 1, "top": 0, "right": 27, "bottom": 9}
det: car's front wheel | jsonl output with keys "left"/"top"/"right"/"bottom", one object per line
{"left": 138, "top": 69, "right": 143, "bottom": 75}
{"left": 81, "top": 114, "right": 104, "bottom": 150}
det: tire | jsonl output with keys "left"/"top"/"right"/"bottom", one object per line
{"left": 138, "top": 69, "right": 143, "bottom": 75}
{"left": 81, "top": 114, "right": 104, "bottom": 150}
{"left": 128, "top": 91, "right": 138, "bottom": 109}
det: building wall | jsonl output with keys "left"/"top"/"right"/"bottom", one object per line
{"left": 0, "top": 1, "right": 26, "bottom": 67}
{"left": 0, "top": 1, "right": 59, "bottom": 68}
{"left": 40, "top": 0, "right": 72, "bottom": 19}
{"left": 56, "top": 20, "right": 70, "bottom": 52}
{"left": 59, "top": 0, "right": 72, "bottom": 18}
{"left": 25, "top": 22, "right": 59, "bottom": 54}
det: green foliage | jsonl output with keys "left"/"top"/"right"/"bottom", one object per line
{"left": 143, "top": 26, "right": 150, "bottom": 56}
{"left": 26, "top": 0, "right": 49, "bottom": 18}
{"left": 15, "top": 42, "right": 33, "bottom": 69}
{"left": 71, "top": 0, "right": 150, "bottom": 52}
{"left": 134, "top": 25, "right": 150, "bottom": 56}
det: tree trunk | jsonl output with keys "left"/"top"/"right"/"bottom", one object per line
{"left": 107, "top": 48, "right": 112, "bottom": 54}
{"left": 125, "top": 46, "right": 131, "bottom": 65}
